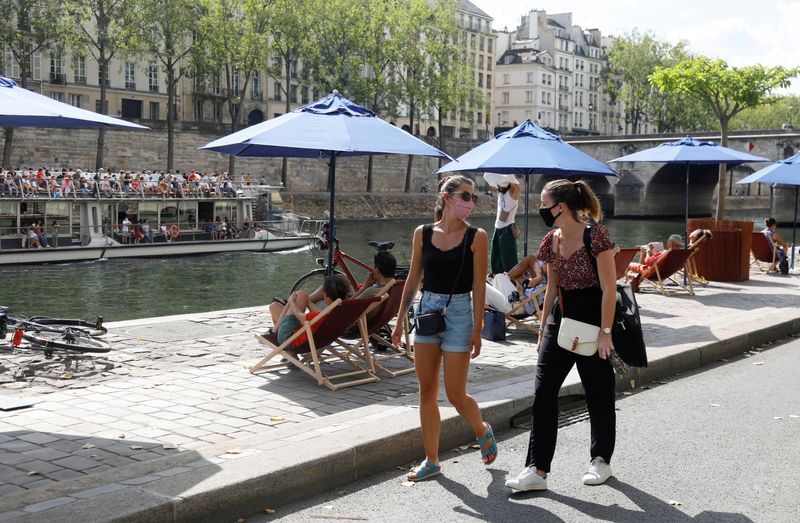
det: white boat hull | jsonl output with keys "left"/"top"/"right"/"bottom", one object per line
{"left": 0, "top": 237, "right": 309, "bottom": 266}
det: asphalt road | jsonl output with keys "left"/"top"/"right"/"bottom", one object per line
{"left": 249, "top": 335, "right": 800, "bottom": 523}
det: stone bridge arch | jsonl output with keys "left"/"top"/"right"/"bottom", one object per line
{"left": 644, "top": 164, "right": 718, "bottom": 218}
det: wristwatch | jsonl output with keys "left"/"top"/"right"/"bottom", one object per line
{"left": 601, "top": 327, "right": 612, "bottom": 335}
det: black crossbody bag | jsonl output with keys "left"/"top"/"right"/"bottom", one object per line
{"left": 583, "top": 226, "right": 648, "bottom": 367}
{"left": 415, "top": 227, "right": 473, "bottom": 336}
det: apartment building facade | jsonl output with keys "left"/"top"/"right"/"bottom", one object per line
{"left": 493, "top": 9, "right": 650, "bottom": 136}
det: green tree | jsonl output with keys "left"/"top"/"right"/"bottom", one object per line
{"left": 72, "top": 0, "right": 140, "bottom": 169}
{"left": 197, "top": 0, "right": 271, "bottom": 175}
{"left": 651, "top": 57, "right": 799, "bottom": 218}
{"left": 0, "top": 0, "right": 74, "bottom": 167}
{"left": 730, "top": 95, "right": 800, "bottom": 130}
{"left": 603, "top": 30, "right": 714, "bottom": 134}
{"left": 265, "top": 0, "right": 314, "bottom": 188}
{"left": 137, "top": 0, "right": 198, "bottom": 171}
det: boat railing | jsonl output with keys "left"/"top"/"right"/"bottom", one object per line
{"left": 0, "top": 175, "right": 275, "bottom": 201}
{"left": 0, "top": 218, "right": 311, "bottom": 250}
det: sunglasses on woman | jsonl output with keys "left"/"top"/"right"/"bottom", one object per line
{"left": 452, "top": 191, "right": 478, "bottom": 203}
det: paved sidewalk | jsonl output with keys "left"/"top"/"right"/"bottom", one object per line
{"left": 0, "top": 271, "right": 798, "bottom": 521}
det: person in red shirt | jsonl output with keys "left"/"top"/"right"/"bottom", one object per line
{"left": 269, "top": 274, "right": 351, "bottom": 348}
{"left": 627, "top": 234, "right": 682, "bottom": 281}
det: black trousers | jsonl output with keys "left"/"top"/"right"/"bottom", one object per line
{"left": 525, "top": 286, "right": 616, "bottom": 472}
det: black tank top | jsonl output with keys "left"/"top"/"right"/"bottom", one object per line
{"left": 421, "top": 224, "right": 476, "bottom": 294}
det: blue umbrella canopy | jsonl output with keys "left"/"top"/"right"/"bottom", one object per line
{"left": 436, "top": 119, "right": 617, "bottom": 255}
{"left": 611, "top": 136, "right": 770, "bottom": 256}
{"left": 438, "top": 119, "right": 618, "bottom": 176}
{"left": 0, "top": 76, "right": 147, "bottom": 129}
{"left": 610, "top": 136, "right": 768, "bottom": 165}
{"left": 201, "top": 91, "right": 450, "bottom": 273}
{"left": 201, "top": 90, "right": 449, "bottom": 159}
{"left": 737, "top": 153, "right": 800, "bottom": 270}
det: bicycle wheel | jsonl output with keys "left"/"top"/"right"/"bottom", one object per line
{"left": 23, "top": 329, "right": 112, "bottom": 353}
{"left": 27, "top": 317, "right": 106, "bottom": 337}
{"left": 290, "top": 268, "right": 344, "bottom": 295}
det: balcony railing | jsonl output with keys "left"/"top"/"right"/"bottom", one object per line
{"left": 50, "top": 73, "right": 66, "bottom": 85}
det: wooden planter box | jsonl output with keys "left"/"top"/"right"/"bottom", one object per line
{"left": 687, "top": 219, "right": 754, "bottom": 282}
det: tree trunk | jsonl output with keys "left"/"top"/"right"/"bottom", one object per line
{"left": 404, "top": 100, "right": 414, "bottom": 193}
{"left": 366, "top": 156, "right": 373, "bottom": 192}
{"left": 2, "top": 128, "right": 14, "bottom": 169}
{"left": 96, "top": 62, "right": 108, "bottom": 170}
{"left": 715, "top": 117, "right": 730, "bottom": 220}
{"left": 166, "top": 66, "right": 176, "bottom": 171}
{"left": 167, "top": 66, "right": 176, "bottom": 171}
{"left": 282, "top": 57, "right": 291, "bottom": 187}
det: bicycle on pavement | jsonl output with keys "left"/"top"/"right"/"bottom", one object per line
{"left": 0, "top": 306, "right": 111, "bottom": 359}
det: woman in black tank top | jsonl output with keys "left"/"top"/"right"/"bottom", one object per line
{"left": 391, "top": 175, "right": 498, "bottom": 482}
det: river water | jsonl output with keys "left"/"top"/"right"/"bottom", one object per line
{"left": 0, "top": 215, "right": 788, "bottom": 321}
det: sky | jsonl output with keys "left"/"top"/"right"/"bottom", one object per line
{"left": 472, "top": 0, "right": 800, "bottom": 93}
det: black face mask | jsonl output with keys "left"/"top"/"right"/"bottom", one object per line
{"left": 497, "top": 185, "right": 510, "bottom": 194}
{"left": 539, "top": 203, "right": 562, "bottom": 228}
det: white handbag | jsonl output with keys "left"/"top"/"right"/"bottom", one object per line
{"left": 553, "top": 233, "right": 599, "bottom": 357}
{"left": 557, "top": 317, "right": 599, "bottom": 356}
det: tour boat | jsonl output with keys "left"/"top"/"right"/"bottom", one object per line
{"left": 0, "top": 179, "right": 316, "bottom": 265}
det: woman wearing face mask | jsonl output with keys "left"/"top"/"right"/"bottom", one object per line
{"left": 506, "top": 179, "right": 617, "bottom": 492}
{"left": 392, "top": 175, "right": 496, "bottom": 482}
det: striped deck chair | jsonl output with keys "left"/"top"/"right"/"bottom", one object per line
{"left": 340, "top": 280, "right": 415, "bottom": 378}
{"left": 505, "top": 285, "right": 545, "bottom": 333}
{"left": 615, "top": 247, "right": 640, "bottom": 280}
{"left": 251, "top": 296, "right": 382, "bottom": 391}
{"left": 751, "top": 232, "right": 778, "bottom": 273}
{"left": 638, "top": 248, "right": 696, "bottom": 296}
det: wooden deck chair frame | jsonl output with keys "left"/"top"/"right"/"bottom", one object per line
{"left": 638, "top": 248, "right": 696, "bottom": 296}
{"left": 505, "top": 285, "right": 545, "bottom": 333}
{"left": 615, "top": 247, "right": 641, "bottom": 280}
{"left": 750, "top": 232, "right": 778, "bottom": 273}
{"left": 336, "top": 279, "right": 415, "bottom": 378}
{"left": 250, "top": 296, "right": 382, "bottom": 391}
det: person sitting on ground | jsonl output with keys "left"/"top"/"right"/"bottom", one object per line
{"left": 763, "top": 217, "right": 790, "bottom": 273}
{"left": 627, "top": 234, "right": 682, "bottom": 281}
{"left": 268, "top": 273, "right": 351, "bottom": 349}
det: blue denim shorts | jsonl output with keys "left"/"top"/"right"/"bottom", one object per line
{"left": 413, "top": 291, "right": 474, "bottom": 352}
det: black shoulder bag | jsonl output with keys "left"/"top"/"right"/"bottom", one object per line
{"left": 583, "top": 227, "right": 648, "bottom": 367}
{"left": 415, "top": 226, "right": 473, "bottom": 336}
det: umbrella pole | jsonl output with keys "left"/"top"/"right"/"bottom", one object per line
{"left": 523, "top": 173, "right": 530, "bottom": 257}
{"left": 327, "top": 155, "right": 337, "bottom": 275}
{"left": 684, "top": 164, "right": 689, "bottom": 286}
{"left": 792, "top": 185, "right": 798, "bottom": 270}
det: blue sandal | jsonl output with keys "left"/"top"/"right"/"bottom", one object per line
{"left": 407, "top": 459, "right": 441, "bottom": 482}
{"left": 477, "top": 423, "right": 498, "bottom": 465}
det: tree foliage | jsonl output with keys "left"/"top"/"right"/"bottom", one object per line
{"left": 650, "top": 57, "right": 799, "bottom": 218}
{"left": 729, "top": 95, "right": 800, "bottom": 131}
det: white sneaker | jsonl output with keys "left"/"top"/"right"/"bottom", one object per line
{"left": 582, "top": 457, "right": 612, "bottom": 485}
{"left": 505, "top": 466, "right": 548, "bottom": 491}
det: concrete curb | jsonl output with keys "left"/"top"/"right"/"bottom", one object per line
{"left": 8, "top": 314, "right": 800, "bottom": 522}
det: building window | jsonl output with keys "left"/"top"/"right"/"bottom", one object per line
{"left": 479, "top": 36, "right": 485, "bottom": 51}
{"left": 213, "top": 101, "right": 222, "bottom": 123}
{"left": 478, "top": 73, "right": 483, "bottom": 88}
{"left": 125, "top": 62, "right": 135, "bottom": 89}
{"left": 69, "top": 93, "right": 82, "bottom": 108}
{"left": 301, "top": 86, "right": 309, "bottom": 104}
{"left": 252, "top": 75, "right": 261, "bottom": 100}
{"left": 479, "top": 55, "right": 484, "bottom": 69}
{"left": 526, "top": 91, "right": 533, "bottom": 103}
{"left": 477, "top": 111, "right": 483, "bottom": 123}
{"left": 290, "top": 84, "right": 298, "bottom": 103}
{"left": 527, "top": 72, "right": 534, "bottom": 83}
{"left": 211, "top": 76, "right": 220, "bottom": 95}
{"left": 502, "top": 74, "right": 509, "bottom": 85}
{"left": 488, "top": 38, "right": 493, "bottom": 53}
{"left": 148, "top": 64, "right": 159, "bottom": 92}
{"left": 195, "top": 99, "right": 204, "bottom": 122}
{"left": 232, "top": 70, "right": 240, "bottom": 96}
{"left": 541, "top": 92, "right": 546, "bottom": 104}
{"left": 50, "top": 92, "right": 65, "bottom": 103}
{"left": 502, "top": 92, "right": 509, "bottom": 104}
{"left": 487, "top": 60, "right": 492, "bottom": 71}
{"left": 273, "top": 81, "right": 282, "bottom": 101}
{"left": 547, "top": 92, "right": 552, "bottom": 104}
{"left": 50, "top": 52, "right": 62, "bottom": 75}
{"left": 149, "top": 101, "right": 160, "bottom": 120}
{"left": 501, "top": 110, "right": 509, "bottom": 124}
{"left": 486, "top": 74, "right": 492, "bottom": 87}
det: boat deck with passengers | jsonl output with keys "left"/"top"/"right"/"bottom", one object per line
{"left": 0, "top": 170, "right": 318, "bottom": 265}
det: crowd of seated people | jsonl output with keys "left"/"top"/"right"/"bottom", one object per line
{"left": 0, "top": 167, "right": 259, "bottom": 199}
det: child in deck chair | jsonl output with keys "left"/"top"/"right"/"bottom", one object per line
{"left": 269, "top": 274, "right": 351, "bottom": 348}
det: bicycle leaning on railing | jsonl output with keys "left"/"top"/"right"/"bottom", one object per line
{"left": 0, "top": 306, "right": 111, "bottom": 358}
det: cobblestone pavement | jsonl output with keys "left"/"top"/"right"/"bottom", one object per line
{"left": 1, "top": 271, "right": 798, "bottom": 496}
